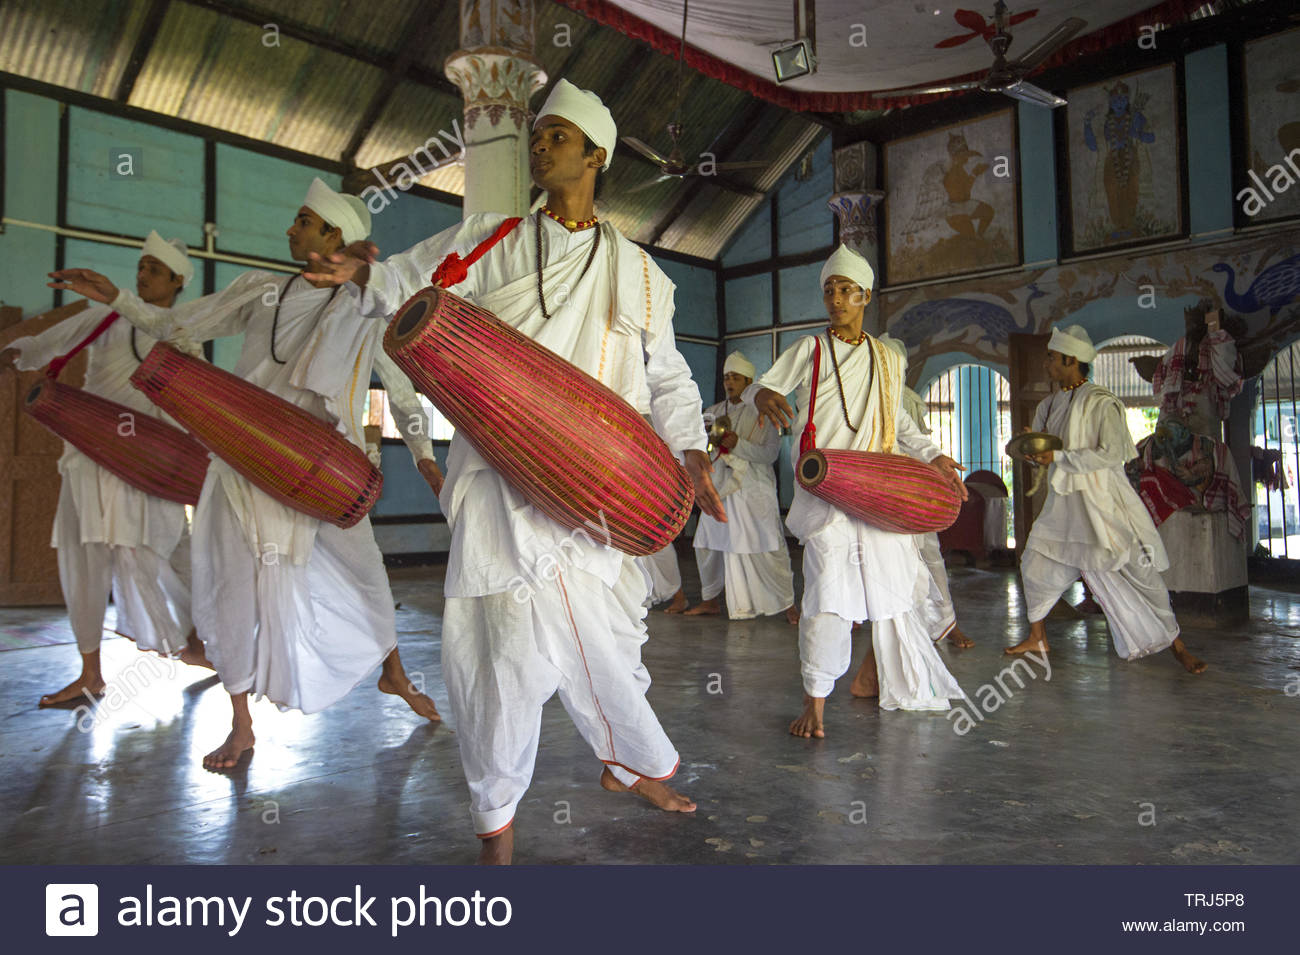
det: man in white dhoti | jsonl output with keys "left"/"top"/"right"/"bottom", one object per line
{"left": 1006, "top": 325, "right": 1207, "bottom": 674}
{"left": 687, "top": 351, "right": 797, "bottom": 623}
{"left": 304, "top": 78, "right": 725, "bottom": 864}
{"left": 3, "top": 234, "right": 198, "bottom": 706}
{"left": 877, "top": 333, "right": 973, "bottom": 648}
{"left": 748, "top": 246, "right": 968, "bottom": 739}
{"left": 637, "top": 542, "right": 686, "bottom": 612}
{"left": 48, "top": 180, "right": 444, "bottom": 768}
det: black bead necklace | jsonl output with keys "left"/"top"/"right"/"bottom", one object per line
{"left": 271, "top": 273, "right": 340, "bottom": 364}
{"left": 535, "top": 212, "right": 601, "bottom": 321}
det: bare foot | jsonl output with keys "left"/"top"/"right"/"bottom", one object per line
{"left": 785, "top": 605, "right": 800, "bottom": 626}
{"left": 378, "top": 672, "right": 442, "bottom": 721}
{"left": 849, "top": 658, "right": 879, "bottom": 698}
{"left": 788, "top": 695, "right": 826, "bottom": 738}
{"left": 662, "top": 590, "right": 688, "bottom": 614}
{"left": 600, "top": 767, "right": 697, "bottom": 812}
{"left": 945, "top": 626, "right": 975, "bottom": 648}
{"left": 202, "top": 726, "right": 254, "bottom": 770}
{"left": 1170, "top": 638, "right": 1207, "bottom": 674}
{"left": 478, "top": 827, "right": 513, "bottom": 865}
{"left": 178, "top": 631, "right": 214, "bottom": 670}
{"left": 1004, "top": 635, "right": 1049, "bottom": 655}
{"left": 39, "top": 673, "right": 106, "bottom": 708}
{"left": 684, "top": 598, "right": 721, "bottom": 616}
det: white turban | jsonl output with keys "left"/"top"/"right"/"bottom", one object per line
{"left": 723, "top": 351, "right": 756, "bottom": 380}
{"left": 820, "top": 244, "right": 875, "bottom": 294}
{"left": 304, "top": 177, "right": 371, "bottom": 244}
{"left": 1048, "top": 324, "right": 1097, "bottom": 363}
{"left": 534, "top": 79, "right": 616, "bottom": 171}
{"left": 877, "top": 333, "right": 908, "bottom": 367}
{"left": 141, "top": 230, "right": 194, "bottom": 287}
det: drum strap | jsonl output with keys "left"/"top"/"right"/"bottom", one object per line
{"left": 430, "top": 217, "right": 523, "bottom": 289}
{"left": 800, "top": 337, "right": 822, "bottom": 456}
{"left": 47, "top": 310, "right": 121, "bottom": 379}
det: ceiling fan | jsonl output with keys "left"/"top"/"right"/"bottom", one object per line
{"left": 621, "top": 0, "right": 770, "bottom": 192}
{"left": 875, "top": 2, "right": 1086, "bottom": 109}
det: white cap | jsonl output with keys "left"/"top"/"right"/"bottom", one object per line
{"left": 141, "top": 231, "right": 194, "bottom": 287}
{"left": 877, "top": 333, "right": 908, "bottom": 367}
{"left": 820, "top": 244, "right": 875, "bottom": 294}
{"left": 1048, "top": 324, "right": 1097, "bottom": 363}
{"left": 304, "top": 177, "right": 371, "bottom": 244}
{"left": 534, "top": 79, "right": 617, "bottom": 171}
{"left": 723, "top": 351, "right": 756, "bottom": 379}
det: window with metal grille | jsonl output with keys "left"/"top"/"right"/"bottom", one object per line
{"left": 365, "top": 389, "right": 456, "bottom": 442}
{"left": 1253, "top": 338, "right": 1300, "bottom": 559}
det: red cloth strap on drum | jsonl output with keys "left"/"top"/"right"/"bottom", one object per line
{"left": 430, "top": 217, "right": 523, "bottom": 289}
{"left": 799, "top": 336, "right": 821, "bottom": 456}
{"left": 47, "top": 310, "right": 120, "bottom": 379}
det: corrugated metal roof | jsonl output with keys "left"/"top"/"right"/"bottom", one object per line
{"left": 0, "top": 0, "right": 822, "bottom": 259}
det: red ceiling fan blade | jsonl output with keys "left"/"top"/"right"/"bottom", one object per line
{"left": 1008, "top": 9, "right": 1040, "bottom": 27}
{"left": 952, "top": 9, "right": 990, "bottom": 32}
{"left": 935, "top": 32, "right": 983, "bottom": 48}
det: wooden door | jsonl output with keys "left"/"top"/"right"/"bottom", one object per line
{"left": 0, "top": 301, "right": 89, "bottom": 605}
{"left": 1008, "top": 332, "right": 1052, "bottom": 554}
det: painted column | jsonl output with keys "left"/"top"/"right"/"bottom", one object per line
{"left": 829, "top": 141, "right": 886, "bottom": 334}
{"left": 445, "top": 0, "right": 547, "bottom": 217}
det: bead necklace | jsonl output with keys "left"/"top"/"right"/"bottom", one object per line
{"left": 536, "top": 213, "right": 601, "bottom": 321}
{"left": 1059, "top": 376, "right": 1087, "bottom": 392}
{"left": 130, "top": 326, "right": 143, "bottom": 362}
{"left": 540, "top": 205, "right": 599, "bottom": 231}
{"left": 270, "top": 274, "right": 340, "bottom": 365}
{"left": 826, "top": 329, "right": 870, "bottom": 434}
{"left": 827, "top": 324, "right": 868, "bottom": 346}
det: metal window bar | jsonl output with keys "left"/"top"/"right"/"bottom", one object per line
{"left": 1253, "top": 338, "right": 1300, "bottom": 560}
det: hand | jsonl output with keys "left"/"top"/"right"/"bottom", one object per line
{"left": 754, "top": 387, "right": 793, "bottom": 430}
{"left": 46, "top": 269, "right": 119, "bottom": 304}
{"left": 719, "top": 431, "right": 738, "bottom": 451}
{"left": 930, "top": 454, "right": 969, "bottom": 502}
{"left": 417, "top": 458, "right": 444, "bottom": 497}
{"left": 1030, "top": 450, "right": 1054, "bottom": 466}
{"left": 684, "top": 449, "right": 726, "bottom": 523}
{"left": 302, "top": 240, "right": 379, "bottom": 287}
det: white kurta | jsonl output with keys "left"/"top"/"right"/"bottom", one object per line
{"left": 363, "top": 213, "right": 706, "bottom": 834}
{"left": 9, "top": 304, "right": 191, "bottom": 654}
{"left": 1022, "top": 382, "right": 1178, "bottom": 659}
{"left": 899, "top": 385, "right": 957, "bottom": 641}
{"left": 110, "top": 272, "right": 429, "bottom": 711}
{"left": 745, "top": 333, "right": 965, "bottom": 709}
{"left": 693, "top": 398, "right": 793, "bottom": 617}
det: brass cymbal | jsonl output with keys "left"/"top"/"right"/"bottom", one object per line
{"left": 1005, "top": 431, "right": 1063, "bottom": 463}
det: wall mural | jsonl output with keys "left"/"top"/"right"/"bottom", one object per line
{"left": 884, "top": 109, "right": 1020, "bottom": 284}
{"left": 1242, "top": 27, "right": 1300, "bottom": 225}
{"left": 1064, "top": 63, "right": 1184, "bottom": 254}
{"left": 881, "top": 227, "right": 1300, "bottom": 389}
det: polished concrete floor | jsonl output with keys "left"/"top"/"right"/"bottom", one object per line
{"left": 2, "top": 556, "right": 1298, "bottom": 865}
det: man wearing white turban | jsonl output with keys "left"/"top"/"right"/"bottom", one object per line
{"left": 876, "top": 333, "right": 973, "bottom": 649}
{"left": 687, "top": 350, "right": 796, "bottom": 622}
{"left": 1007, "top": 325, "right": 1207, "bottom": 674}
{"left": 748, "top": 245, "right": 969, "bottom": 739}
{"left": 4, "top": 233, "right": 199, "bottom": 706}
{"left": 302, "top": 78, "right": 724, "bottom": 864}
{"left": 49, "top": 179, "right": 445, "bottom": 765}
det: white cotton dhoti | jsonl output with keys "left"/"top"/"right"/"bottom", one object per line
{"left": 637, "top": 544, "right": 682, "bottom": 605}
{"left": 916, "top": 533, "right": 957, "bottom": 641}
{"left": 191, "top": 478, "right": 396, "bottom": 713}
{"left": 442, "top": 557, "right": 680, "bottom": 837}
{"left": 695, "top": 545, "right": 795, "bottom": 619}
{"left": 55, "top": 481, "right": 191, "bottom": 655}
{"left": 797, "top": 518, "right": 965, "bottom": 710}
{"left": 1021, "top": 547, "right": 1179, "bottom": 660}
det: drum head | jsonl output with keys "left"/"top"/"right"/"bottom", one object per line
{"left": 392, "top": 290, "right": 435, "bottom": 342}
{"left": 25, "top": 381, "right": 45, "bottom": 406}
{"left": 796, "top": 450, "right": 828, "bottom": 487}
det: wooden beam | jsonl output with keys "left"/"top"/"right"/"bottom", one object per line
{"left": 115, "top": 0, "right": 171, "bottom": 103}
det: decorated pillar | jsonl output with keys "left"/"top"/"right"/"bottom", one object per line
{"left": 829, "top": 141, "right": 886, "bottom": 335}
{"left": 445, "top": 0, "right": 547, "bottom": 217}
